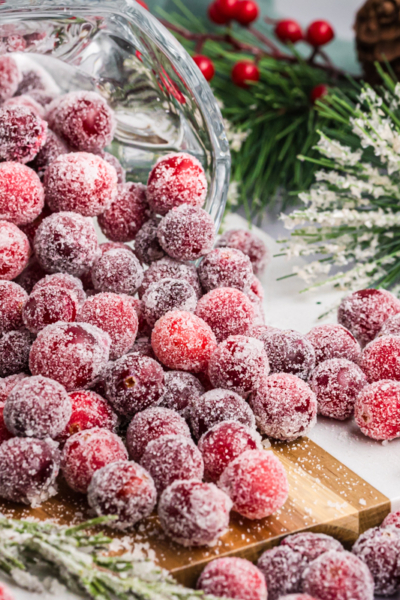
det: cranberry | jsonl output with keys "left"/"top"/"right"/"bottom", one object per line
{"left": 0, "top": 373, "right": 28, "bottom": 404}
{"left": 29, "top": 89, "right": 57, "bottom": 107}
{"left": 104, "top": 353, "right": 164, "bottom": 417}
{"left": 249, "top": 275, "right": 264, "bottom": 302}
{"left": 126, "top": 406, "right": 190, "bottom": 462}
{"left": 279, "top": 596, "right": 319, "bottom": 600}
{"left": 382, "top": 510, "right": 400, "bottom": 529}
{"left": 152, "top": 311, "right": 217, "bottom": 372}
{"left": 139, "top": 257, "right": 202, "bottom": 299}
{"left": 157, "top": 205, "right": 215, "bottom": 261}
{"left": 0, "top": 583, "right": 14, "bottom": 600}
{"left": 0, "top": 162, "right": 44, "bottom": 226}
{"left": 257, "top": 329, "right": 315, "bottom": 380}
{"left": 15, "top": 259, "right": 47, "bottom": 294}
{"left": 91, "top": 248, "right": 143, "bottom": 296}
{"left": 250, "top": 373, "right": 317, "bottom": 441}
{"left": 0, "top": 55, "right": 20, "bottom": 102}
{"left": 0, "top": 281, "right": 28, "bottom": 334}
{"left": 0, "top": 402, "right": 13, "bottom": 446}
{"left": 257, "top": 546, "right": 304, "bottom": 600}
{"left": 310, "top": 358, "right": 367, "bottom": 420}
{"left": 0, "top": 330, "right": 32, "bottom": 377}
{"left": 98, "top": 182, "right": 148, "bottom": 242}
{"left": 6, "top": 35, "right": 26, "bottom": 52}
{"left": 197, "top": 557, "right": 267, "bottom": 600}
{"left": 281, "top": 532, "right": 344, "bottom": 564}
{"left": 57, "top": 390, "right": 118, "bottom": 444}
{"left": 219, "top": 449, "right": 289, "bottom": 519}
{"left": 0, "top": 105, "right": 47, "bottom": 164}
{"left": 88, "top": 460, "right": 157, "bottom": 529}
{"left": 130, "top": 338, "right": 156, "bottom": 359}
{"left": 193, "top": 55, "right": 215, "bottom": 81}
{"left": 0, "top": 437, "right": 60, "bottom": 506}
{"left": 147, "top": 152, "right": 207, "bottom": 215}
{"left": 32, "top": 272, "right": 86, "bottom": 307}
{"left": 216, "top": 0, "right": 239, "bottom": 19}
{"left": 28, "top": 129, "right": 68, "bottom": 179}
{"left": 306, "top": 20, "right": 335, "bottom": 47}
{"left": 235, "top": 0, "right": 259, "bottom": 25}
{"left": 306, "top": 323, "right": 361, "bottom": 366}
{"left": 134, "top": 216, "right": 166, "bottom": 265}
{"left": 352, "top": 526, "right": 400, "bottom": 595}
{"left": 379, "top": 313, "right": 400, "bottom": 337}
{"left": 158, "top": 479, "right": 232, "bottom": 547}
{"left": 275, "top": 19, "right": 303, "bottom": 44}
{"left": 128, "top": 297, "right": 152, "bottom": 337}
{"left": 22, "top": 285, "right": 79, "bottom": 334}
{"left": 19, "top": 205, "right": 53, "bottom": 246}
{"left": 142, "top": 278, "right": 197, "bottom": 327}
{"left": 4, "top": 94, "right": 45, "bottom": 118}
{"left": 196, "top": 287, "right": 255, "bottom": 343}
{"left": 159, "top": 371, "right": 204, "bottom": 418}
{"left": 217, "top": 229, "right": 269, "bottom": 275}
{"left": 61, "top": 427, "right": 128, "bottom": 493}
{"left": 199, "top": 248, "right": 254, "bottom": 293}
{"left": 310, "top": 84, "right": 328, "bottom": 103}
{"left": 232, "top": 61, "right": 260, "bottom": 88}
{"left": 98, "top": 150, "right": 126, "bottom": 184}
{"left": 354, "top": 380, "right": 400, "bottom": 440}
{"left": 29, "top": 322, "right": 111, "bottom": 391}
{"left": 16, "top": 69, "right": 45, "bottom": 95}
{"left": 361, "top": 335, "right": 400, "bottom": 382}
{"left": 190, "top": 388, "right": 255, "bottom": 440}
{"left": 250, "top": 324, "right": 282, "bottom": 342}
{"left": 208, "top": 1, "right": 230, "bottom": 24}
{"left": 0, "top": 221, "right": 30, "bottom": 280}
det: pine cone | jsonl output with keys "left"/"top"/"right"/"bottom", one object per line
{"left": 355, "top": 0, "right": 400, "bottom": 83}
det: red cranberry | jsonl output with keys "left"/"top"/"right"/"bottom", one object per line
{"left": 235, "top": 0, "right": 259, "bottom": 25}
{"left": 142, "top": 278, "right": 197, "bottom": 327}
{"left": 383, "top": 510, "right": 400, "bottom": 529}
{"left": 28, "top": 129, "right": 68, "bottom": 179}
{"left": 379, "top": 313, "right": 400, "bottom": 337}
{"left": 32, "top": 272, "right": 86, "bottom": 307}
{"left": 219, "top": 449, "right": 289, "bottom": 519}
{"left": 98, "top": 150, "right": 126, "bottom": 184}
{"left": 29, "top": 322, "right": 111, "bottom": 391}
{"left": 306, "top": 324, "right": 361, "bottom": 366}
{"left": 257, "top": 546, "right": 304, "bottom": 600}
{"left": 0, "top": 162, "right": 44, "bottom": 226}
{"left": 0, "top": 221, "right": 30, "bottom": 280}
{"left": 199, "top": 247, "right": 254, "bottom": 293}
{"left": 4, "top": 94, "right": 45, "bottom": 118}
{"left": 134, "top": 216, "right": 166, "bottom": 265}
{"left": 310, "top": 84, "right": 328, "bottom": 103}
{"left": 19, "top": 205, "right": 52, "bottom": 246}
{"left": 0, "top": 105, "right": 47, "bottom": 164}
{"left": 0, "top": 281, "right": 28, "bottom": 334}
{"left": 98, "top": 182, "right": 148, "bottom": 242}
{"left": 260, "top": 329, "right": 315, "bottom": 380}
{"left": 130, "top": 338, "right": 156, "bottom": 359}
{"left": 197, "top": 557, "right": 267, "bottom": 600}
{"left": 249, "top": 275, "right": 264, "bottom": 302}
{"left": 352, "top": 526, "right": 400, "bottom": 595}
{"left": 0, "top": 402, "right": 13, "bottom": 446}
{"left": 157, "top": 205, "right": 215, "bottom": 261}
{"left": 0, "top": 437, "right": 60, "bottom": 506}
{"left": 250, "top": 373, "right": 317, "bottom": 441}
{"left": 281, "top": 532, "right": 344, "bottom": 563}
{"left": 128, "top": 297, "right": 152, "bottom": 337}
{"left": 232, "top": 61, "right": 260, "bottom": 88}
{"left": 91, "top": 248, "right": 143, "bottom": 296}
{"left": 355, "top": 380, "right": 400, "bottom": 440}
{"left": 147, "top": 152, "right": 207, "bottom": 215}
{"left": 6, "top": 35, "right": 26, "bottom": 52}
{"left": 159, "top": 371, "right": 204, "bottom": 418}
{"left": 193, "top": 55, "right": 215, "bottom": 81}
{"left": 15, "top": 258, "right": 47, "bottom": 294}
{"left": 306, "top": 20, "right": 335, "bottom": 47}
{"left": 57, "top": 390, "right": 118, "bottom": 444}
{"left": 0, "top": 373, "right": 28, "bottom": 404}
{"left": 87, "top": 460, "right": 156, "bottom": 529}
{"left": 196, "top": 287, "right": 255, "bottom": 343}
{"left": 139, "top": 257, "right": 202, "bottom": 299}
{"left": 361, "top": 335, "right": 400, "bottom": 382}
{"left": 0, "top": 583, "right": 14, "bottom": 600}
{"left": 0, "top": 55, "right": 20, "bottom": 102}
{"left": 208, "top": 1, "right": 230, "bottom": 24}
{"left": 22, "top": 285, "right": 79, "bottom": 334}
{"left": 275, "top": 19, "right": 303, "bottom": 44}
{"left": 0, "top": 330, "right": 32, "bottom": 377}
{"left": 158, "top": 479, "right": 232, "bottom": 547}
{"left": 217, "top": 229, "right": 269, "bottom": 275}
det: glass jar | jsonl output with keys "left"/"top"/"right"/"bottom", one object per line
{"left": 0, "top": 0, "right": 230, "bottom": 229}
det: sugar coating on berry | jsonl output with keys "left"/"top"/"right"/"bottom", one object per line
{"left": 104, "top": 353, "right": 164, "bottom": 417}
{"left": 250, "top": 324, "right": 282, "bottom": 342}
{"left": 0, "top": 105, "right": 47, "bottom": 164}
{"left": 0, "top": 281, "right": 28, "bottom": 334}
{"left": 142, "top": 278, "right": 197, "bottom": 327}
{"left": 130, "top": 338, "right": 156, "bottom": 359}
{"left": 0, "top": 162, "right": 44, "bottom": 226}
{"left": 29, "top": 322, "right": 111, "bottom": 391}
{"left": 139, "top": 257, "right": 202, "bottom": 299}
{"left": 0, "top": 329, "right": 32, "bottom": 377}
{"left": 355, "top": 379, "right": 400, "bottom": 440}
{"left": 91, "top": 248, "right": 143, "bottom": 296}
{"left": 57, "top": 390, "right": 118, "bottom": 444}
{"left": 126, "top": 406, "right": 191, "bottom": 462}
{"left": 147, "top": 152, "right": 207, "bottom": 215}
{"left": 352, "top": 526, "right": 400, "bottom": 595}
{"left": 379, "top": 313, "right": 400, "bottom": 338}
{"left": 199, "top": 248, "right": 254, "bottom": 294}
{"left": 279, "top": 596, "right": 319, "bottom": 600}
{"left": 190, "top": 388, "right": 256, "bottom": 440}
{"left": 0, "top": 373, "right": 28, "bottom": 404}
{"left": 302, "top": 550, "right": 374, "bottom": 600}
{"left": 15, "top": 259, "right": 47, "bottom": 294}
{"left": 98, "top": 182, "right": 148, "bottom": 242}
{"left": 0, "top": 402, "right": 13, "bottom": 446}
{"left": 0, "top": 55, "right": 20, "bottom": 102}
{"left": 4, "top": 94, "right": 45, "bottom": 118}
{"left": 0, "top": 437, "right": 60, "bottom": 506}
{"left": 261, "top": 329, "right": 315, "bottom": 380}
{"left": 0, "top": 582, "right": 14, "bottom": 600}
{"left": 32, "top": 272, "right": 86, "bottom": 307}
{"left": 88, "top": 460, "right": 157, "bottom": 529}
{"left": 79, "top": 293, "right": 138, "bottom": 360}
{"left": 208, "top": 335, "right": 270, "bottom": 396}
{"left": 22, "top": 285, "right": 80, "bottom": 334}
{"left": 151, "top": 310, "right": 217, "bottom": 372}
{"left": 217, "top": 229, "right": 269, "bottom": 275}
{"left": 19, "top": 205, "right": 52, "bottom": 247}
{"left": 250, "top": 373, "right": 317, "bottom": 441}
{"left": 219, "top": 449, "right": 289, "bottom": 520}
{"left": 196, "top": 288, "right": 255, "bottom": 343}
{"left": 141, "top": 433, "right": 204, "bottom": 493}
{"left": 159, "top": 371, "right": 204, "bottom": 418}
{"left": 98, "top": 151, "right": 126, "bottom": 184}
{"left": 44, "top": 152, "right": 118, "bottom": 217}
{"left": 128, "top": 298, "right": 152, "bottom": 338}
{"left": 361, "top": 335, "right": 400, "bottom": 382}
{"left": 134, "top": 216, "right": 166, "bottom": 264}
{"left": 61, "top": 427, "right": 128, "bottom": 493}
{"left": 338, "top": 288, "right": 400, "bottom": 346}
{"left": 0, "top": 221, "right": 30, "bottom": 280}
{"left": 4, "top": 375, "right": 71, "bottom": 439}
{"left": 281, "top": 532, "right": 344, "bottom": 564}
{"left": 249, "top": 276, "right": 264, "bottom": 302}
{"left": 306, "top": 324, "right": 361, "bottom": 367}
{"left": 157, "top": 205, "right": 215, "bottom": 261}
{"left": 48, "top": 91, "right": 116, "bottom": 152}
{"left": 197, "top": 557, "right": 267, "bottom": 600}
{"left": 198, "top": 420, "right": 262, "bottom": 483}
{"left": 28, "top": 129, "right": 68, "bottom": 178}
{"left": 29, "top": 89, "right": 56, "bottom": 107}
{"left": 257, "top": 546, "right": 304, "bottom": 600}
{"left": 383, "top": 511, "right": 400, "bottom": 529}
{"left": 34, "top": 212, "right": 100, "bottom": 277}
{"left": 158, "top": 479, "right": 232, "bottom": 547}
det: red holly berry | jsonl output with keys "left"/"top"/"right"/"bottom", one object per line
{"left": 275, "top": 19, "right": 303, "bottom": 44}
{"left": 193, "top": 55, "right": 215, "bottom": 82}
{"left": 136, "top": 0, "right": 149, "bottom": 9}
{"left": 232, "top": 61, "right": 260, "bottom": 88}
{"left": 208, "top": 2, "right": 230, "bottom": 24}
{"left": 306, "top": 20, "right": 334, "bottom": 47}
{"left": 235, "top": 0, "right": 259, "bottom": 25}
{"left": 310, "top": 84, "right": 328, "bottom": 103}
{"left": 216, "top": 0, "right": 240, "bottom": 19}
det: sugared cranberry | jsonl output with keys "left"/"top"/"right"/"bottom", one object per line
{"left": 0, "top": 583, "right": 14, "bottom": 600}
{"left": 383, "top": 510, "right": 400, "bottom": 529}
{"left": 0, "top": 402, "right": 13, "bottom": 446}
{"left": 219, "top": 449, "right": 289, "bottom": 519}
{"left": 28, "top": 89, "right": 57, "bottom": 107}
{"left": 0, "top": 281, "right": 28, "bottom": 334}
{"left": 139, "top": 257, "right": 202, "bottom": 299}
{"left": 6, "top": 35, "right": 26, "bottom": 52}
{"left": 141, "top": 434, "right": 204, "bottom": 493}
{"left": 231, "top": 61, "right": 260, "bottom": 87}
{"left": 217, "top": 230, "right": 269, "bottom": 274}
{"left": 4, "top": 94, "right": 45, "bottom": 118}
{"left": 48, "top": 91, "right": 116, "bottom": 153}
{"left": 379, "top": 313, "right": 400, "bottom": 337}
{"left": 197, "top": 557, "right": 267, "bottom": 600}
{"left": 158, "top": 479, "right": 232, "bottom": 547}
{"left": 98, "top": 182, "right": 148, "bottom": 242}
{"left": 157, "top": 205, "right": 215, "bottom": 261}
{"left": 355, "top": 380, "right": 400, "bottom": 440}
{"left": 257, "top": 546, "right": 304, "bottom": 600}
{"left": 193, "top": 55, "right": 215, "bottom": 82}
{"left": 32, "top": 272, "right": 86, "bottom": 307}
{"left": 190, "top": 388, "right": 255, "bottom": 440}
{"left": 249, "top": 275, "right": 264, "bottom": 302}
{"left": 361, "top": 335, "right": 400, "bottom": 382}
{"left": 22, "top": 285, "right": 79, "bottom": 334}
{"left": 134, "top": 216, "right": 166, "bottom": 265}
{"left": 261, "top": 329, "right": 315, "bottom": 380}
{"left": 88, "top": 460, "right": 156, "bottom": 529}
{"left": 306, "top": 324, "right": 361, "bottom": 366}
{"left": 0, "top": 56, "right": 20, "bottom": 102}
{"left": 98, "top": 150, "right": 126, "bottom": 184}
{"left": 19, "top": 205, "right": 53, "bottom": 246}
{"left": 130, "top": 338, "right": 156, "bottom": 359}
{"left": 57, "top": 390, "right": 118, "bottom": 444}
{"left": 126, "top": 406, "right": 191, "bottom": 462}
{"left": 0, "top": 221, "right": 30, "bottom": 280}
{"left": 147, "top": 152, "right": 207, "bottom": 215}
{"left": 0, "top": 162, "right": 44, "bottom": 226}
{"left": 104, "top": 353, "right": 164, "bottom": 417}
{"left": 159, "top": 371, "right": 204, "bottom": 418}
{"left": 0, "top": 330, "right": 32, "bottom": 377}
{"left": 310, "top": 358, "right": 367, "bottom": 420}
{"left": 0, "top": 105, "right": 47, "bottom": 164}
{"left": 16, "top": 69, "right": 45, "bottom": 95}
{"left": 0, "top": 437, "right": 60, "bottom": 506}
{"left": 306, "top": 20, "right": 335, "bottom": 47}
{"left": 91, "top": 248, "right": 143, "bottom": 296}
{"left": 128, "top": 297, "right": 152, "bottom": 337}
{"left": 196, "top": 287, "right": 255, "bottom": 343}
{"left": 352, "top": 526, "right": 400, "bottom": 595}
{"left": 29, "top": 322, "right": 111, "bottom": 391}
{"left": 281, "top": 532, "right": 344, "bottom": 563}
{"left": 275, "top": 19, "right": 303, "bottom": 44}
{"left": 34, "top": 212, "right": 100, "bottom": 277}
{"left": 235, "top": 0, "right": 260, "bottom": 25}
{"left": 142, "top": 278, "right": 197, "bottom": 327}
{"left": 61, "top": 427, "right": 128, "bottom": 493}
{"left": 199, "top": 247, "right": 254, "bottom": 293}
{"left": 28, "top": 129, "right": 68, "bottom": 178}
{"left": 0, "top": 373, "right": 28, "bottom": 404}
{"left": 250, "top": 373, "right": 317, "bottom": 441}
{"left": 15, "top": 259, "right": 47, "bottom": 294}
{"left": 151, "top": 311, "right": 217, "bottom": 372}
{"left": 208, "top": 335, "right": 269, "bottom": 396}
{"left": 302, "top": 550, "right": 374, "bottom": 600}
{"left": 338, "top": 289, "right": 400, "bottom": 346}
